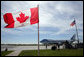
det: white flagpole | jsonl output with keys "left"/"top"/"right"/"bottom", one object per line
{"left": 74, "top": 18, "right": 79, "bottom": 44}
{"left": 37, "top": 5, "right": 40, "bottom": 56}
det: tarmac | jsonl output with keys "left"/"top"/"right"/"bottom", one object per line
{"left": 6, "top": 50, "right": 22, "bottom": 56}
{"left": 4, "top": 46, "right": 52, "bottom": 56}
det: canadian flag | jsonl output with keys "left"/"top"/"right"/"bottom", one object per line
{"left": 3, "top": 7, "right": 39, "bottom": 28}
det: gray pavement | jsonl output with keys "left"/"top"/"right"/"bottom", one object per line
{"left": 6, "top": 50, "right": 22, "bottom": 56}
{"left": 1, "top": 46, "right": 52, "bottom": 51}
{"left": 2, "top": 46, "right": 52, "bottom": 56}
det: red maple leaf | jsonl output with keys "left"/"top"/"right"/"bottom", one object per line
{"left": 16, "top": 12, "right": 29, "bottom": 23}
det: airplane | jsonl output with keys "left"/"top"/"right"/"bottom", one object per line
{"left": 40, "top": 34, "right": 79, "bottom": 49}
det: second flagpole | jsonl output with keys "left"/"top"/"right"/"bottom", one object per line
{"left": 74, "top": 18, "right": 79, "bottom": 44}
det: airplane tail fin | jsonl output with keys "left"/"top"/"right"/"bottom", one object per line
{"left": 70, "top": 34, "right": 76, "bottom": 41}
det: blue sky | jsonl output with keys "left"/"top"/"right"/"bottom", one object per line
{"left": 1, "top": 1, "right": 83, "bottom": 44}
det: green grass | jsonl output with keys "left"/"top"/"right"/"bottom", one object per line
{"left": 1, "top": 51, "right": 13, "bottom": 56}
{"left": 19, "top": 48, "right": 83, "bottom": 56}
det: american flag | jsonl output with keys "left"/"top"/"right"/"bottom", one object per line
{"left": 70, "top": 20, "right": 75, "bottom": 26}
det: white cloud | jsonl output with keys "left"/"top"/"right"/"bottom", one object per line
{"left": 1, "top": 1, "right": 83, "bottom": 44}
{"left": 2, "top": 1, "right": 83, "bottom": 36}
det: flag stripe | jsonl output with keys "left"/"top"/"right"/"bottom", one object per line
{"left": 3, "top": 13, "right": 14, "bottom": 25}
{"left": 30, "top": 7, "right": 39, "bottom": 25}
{"left": 5, "top": 22, "right": 14, "bottom": 28}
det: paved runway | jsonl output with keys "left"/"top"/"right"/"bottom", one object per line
{"left": 1, "top": 46, "right": 52, "bottom": 51}
{"left": 1, "top": 46, "right": 52, "bottom": 56}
